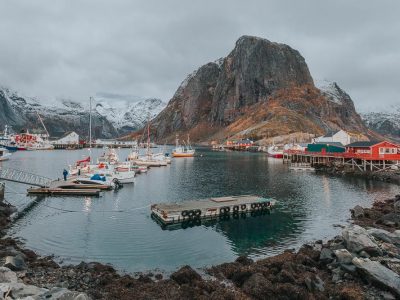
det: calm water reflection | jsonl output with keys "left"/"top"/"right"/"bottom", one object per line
{"left": 2, "top": 148, "right": 399, "bottom": 272}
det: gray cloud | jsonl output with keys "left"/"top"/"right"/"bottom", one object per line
{"left": 0, "top": 0, "right": 398, "bottom": 111}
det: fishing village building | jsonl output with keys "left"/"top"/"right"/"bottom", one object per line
{"left": 225, "top": 139, "right": 254, "bottom": 150}
{"left": 283, "top": 140, "right": 400, "bottom": 172}
{"left": 50, "top": 131, "right": 81, "bottom": 149}
{"left": 313, "top": 129, "right": 351, "bottom": 146}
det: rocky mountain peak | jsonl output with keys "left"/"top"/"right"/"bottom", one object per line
{"left": 150, "top": 36, "right": 368, "bottom": 143}
{"left": 211, "top": 35, "right": 314, "bottom": 124}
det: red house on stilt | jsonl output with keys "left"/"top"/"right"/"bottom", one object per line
{"left": 345, "top": 141, "right": 400, "bottom": 160}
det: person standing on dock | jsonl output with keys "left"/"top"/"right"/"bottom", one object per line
{"left": 63, "top": 169, "right": 68, "bottom": 181}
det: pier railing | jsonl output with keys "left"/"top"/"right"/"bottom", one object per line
{"left": 0, "top": 168, "right": 52, "bottom": 187}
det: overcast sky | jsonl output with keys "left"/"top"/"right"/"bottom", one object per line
{"left": 0, "top": 1, "right": 398, "bottom": 111}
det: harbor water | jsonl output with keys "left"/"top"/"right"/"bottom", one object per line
{"left": 3, "top": 148, "right": 400, "bottom": 273}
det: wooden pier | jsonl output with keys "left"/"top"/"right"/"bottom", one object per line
{"left": 283, "top": 150, "right": 400, "bottom": 173}
{"left": 151, "top": 195, "right": 275, "bottom": 225}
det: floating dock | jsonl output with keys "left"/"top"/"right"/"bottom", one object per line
{"left": 27, "top": 187, "right": 101, "bottom": 196}
{"left": 151, "top": 195, "right": 275, "bottom": 225}
{"left": 26, "top": 178, "right": 108, "bottom": 196}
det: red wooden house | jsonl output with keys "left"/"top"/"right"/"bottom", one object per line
{"left": 345, "top": 141, "right": 400, "bottom": 160}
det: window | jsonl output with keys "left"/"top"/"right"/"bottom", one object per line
{"left": 357, "top": 149, "right": 370, "bottom": 154}
{"left": 379, "top": 147, "right": 397, "bottom": 154}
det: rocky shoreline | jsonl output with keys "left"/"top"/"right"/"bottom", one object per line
{"left": 1, "top": 194, "right": 400, "bottom": 299}
{"left": 315, "top": 164, "right": 400, "bottom": 185}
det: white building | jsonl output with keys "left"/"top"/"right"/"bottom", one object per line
{"left": 51, "top": 131, "right": 80, "bottom": 145}
{"left": 313, "top": 129, "right": 351, "bottom": 146}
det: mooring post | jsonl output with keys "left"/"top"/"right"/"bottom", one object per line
{"left": 0, "top": 182, "right": 4, "bottom": 202}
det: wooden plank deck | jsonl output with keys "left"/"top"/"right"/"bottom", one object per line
{"left": 151, "top": 195, "right": 275, "bottom": 225}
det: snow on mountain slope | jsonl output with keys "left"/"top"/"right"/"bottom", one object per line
{"left": 94, "top": 97, "right": 165, "bottom": 132}
{"left": 0, "top": 85, "right": 166, "bottom": 137}
{"left": 315, "top": 79, "right": 349, "bottom": 105}
{"left": 362, "top": 105, "right": 400, "bottom": 141}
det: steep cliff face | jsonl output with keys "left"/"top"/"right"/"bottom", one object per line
{"left": 0, "top": 90, "right": 24, "bottom": 127}
{"left": 152, "top": 62, "right": 221, "bottom": 140}
{"left": 152, "top": 36, "right": 368, "bottom": 143}
{"left": 211, "top": 36, "right": 314, "bottom": 124}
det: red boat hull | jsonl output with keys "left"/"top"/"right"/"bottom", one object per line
{"left": 268, "top": 153, "right": 283, "bottom": 158}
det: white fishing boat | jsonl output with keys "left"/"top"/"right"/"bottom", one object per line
{"left": 72, "top": 177, "right": 116, "bottom": 189}
{"left": 85, "top": 169, "right": 136, "bottom": 184}
{"left": 267, "top": 145, "right": 283, "bottom": 158}
{"left": 152, "top": 152, "right": 171, "bottom": 164}
{"left": 98, "top": 148, "right": 119, "bottom": 165}
{"left": 115, "top": 162, "right": 148, "bottom": 174}
{"left": 0, "top": 147, "right": 11, "bottom": 161}
{"left": 132, "top": 117, "right": 168, "bottom": 167}
{"left": 68, "top": 156, "right": 92, "bottom": 176}
{"left": 127, "top": 147, "right": 139, "bottom": 161}
{"left": 134, "top": 156, "right": 168, "bottom": 167}
{"left": 172, "top": 135, "right": 195, "bottom": 157}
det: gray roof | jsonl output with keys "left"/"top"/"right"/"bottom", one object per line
{"left": 323, "top": 130, "right": 340, "bottom": 138}
{"left": 346, "top": 141, "right": 380, "bottom": 147}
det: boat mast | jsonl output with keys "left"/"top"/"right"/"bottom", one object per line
{"left": 147, "top": 113, "right": 150, "bottom": 157}
{"left": 187, "top": 134, "right": 191, "bottom": 150}
{"left": 89, "top": 96, "right": 92, "bottom": 149}
{"left": 36, "top": 111, "right": 50, "bottom": 137}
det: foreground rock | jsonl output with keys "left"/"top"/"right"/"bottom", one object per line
{"left": 342, "top": 224, "right": 382, "bottom": 256}
{"left": 352, "top": 257, "right": 400, "bottom": 297}
{"left": 0, "top": 267, "right": 90, "bottom": 299}
{"left": 1, "top": 190, "right": 400, "bottom": 299}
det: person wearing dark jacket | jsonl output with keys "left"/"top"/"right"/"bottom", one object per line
{"left": 63, "top": 169, "right": 68, "bottom": 181}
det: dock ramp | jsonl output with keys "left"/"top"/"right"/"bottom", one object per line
{"left": 0, "top": 168, "right": 52, "bottom": 188}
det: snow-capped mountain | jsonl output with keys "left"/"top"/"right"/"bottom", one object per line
{"left": 94, "top": 95, "right": 165, "bottom": 134}
{"left": 362, "top": 105, "right": 400, "bottom": 141}
{"left": 0, "top": 85, "right": 165, "bottom": 138}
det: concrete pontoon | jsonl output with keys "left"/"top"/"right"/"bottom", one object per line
{"left": 151, "top": 195, "right": 275, "bottom": 225}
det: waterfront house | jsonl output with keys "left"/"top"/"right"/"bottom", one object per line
{"left": 307, "top": 143, "right": 345, "bottom": 154}
{"left": 345, "top": 141, "right": 400, "bottom": 157}
{"left": 313, "top": 129, "right": 352, "bottom": 146}
{"left": 226, "top": 139, "right": 253, "bottom": 150}
{"left": 51, "top": 131, "right": 79, "bottom": 145}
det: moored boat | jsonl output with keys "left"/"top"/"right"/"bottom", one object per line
{"left": 0, "top": 147, "right": 11, "bottom": 161}
{"left": 267, "top": 145, "right": 283, "bottom": 158}
{"left": 172, "top": 135, "right": 195, "bottom": 158}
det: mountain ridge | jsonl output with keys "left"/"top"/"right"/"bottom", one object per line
{"left": 149, "top": 35, "right": 370, "bottom": 143}
{"left": 0, "top": 86, "right": 166, "bottom": 138}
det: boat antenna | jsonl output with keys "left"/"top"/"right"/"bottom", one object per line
{"left": 36, "top": 111, "right": 50, "bottom": 137}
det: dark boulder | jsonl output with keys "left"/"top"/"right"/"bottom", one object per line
{"left": 170, "top": 265, "right": 202, "bottom": 285}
